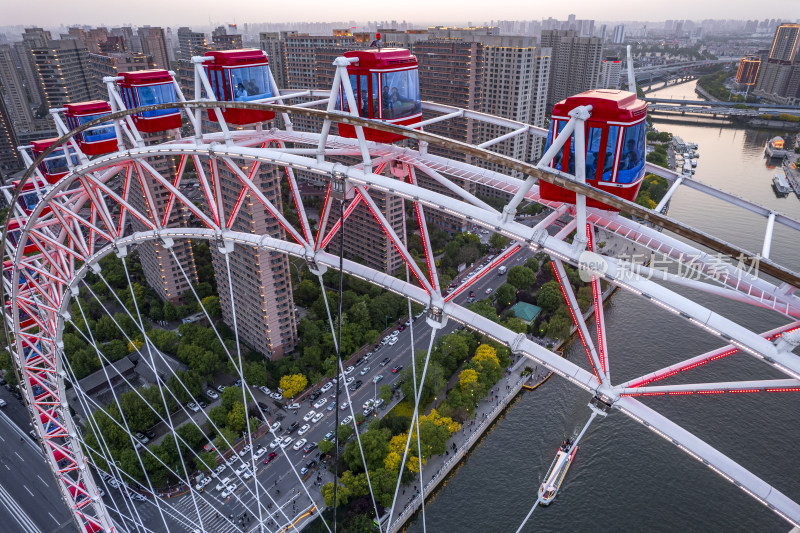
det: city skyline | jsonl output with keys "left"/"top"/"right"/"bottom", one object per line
{"left": 0, "top": 1, "right": 798, "bottom": 28}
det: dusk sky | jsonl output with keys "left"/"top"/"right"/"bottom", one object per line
{"left": 0, "top": 0, "right": 797, "bottom": 27}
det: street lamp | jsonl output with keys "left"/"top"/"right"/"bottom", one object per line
{"left": 385, "top": 315, "right": 391, "bottom": 328}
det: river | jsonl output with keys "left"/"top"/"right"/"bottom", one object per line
{"left": 405, "top": 80, "right": 800, "bottom": 532}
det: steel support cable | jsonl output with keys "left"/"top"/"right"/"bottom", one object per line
{"left": 59, "top": 332, "right": 146, "bottom": 533}
{"left": 332, "top": 194, "right": 345, "bottom": 533}
{"left": 119, "top": 258, "right": 207, "bottom": 532}
{"left": 223, "top": 252, "right": 266, "bottom": 531}
{"left": 78, "top": 280, "right": 280, "bottom": 531}
{"left": 62, "top": 355, "right": 245, "bottom": 533}
{"left": 514, "top": 411, "right": 598, "bottom": 533}
{"left": 165, "top": 246, "right": 319, "bottom": 533}
{"left": 387, "top": 328, "right": 437, "bottom": 526}
{"left": 401, "top": 189, "right": 427, "bottom": 533}
{"left": 73, "top": 296, "right": 166, "bottom": 533}
{"left": 69, "top": 295, "right": 250, "bottom": 533}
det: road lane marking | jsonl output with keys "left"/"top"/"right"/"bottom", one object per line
{"left": 23, "top": 485, "right": 34, "bottom": 497}
{"left": 14, "top": 451, "right": 24, "bottom": 461}
{"left": 0, "top": 481, "right": 42, "bottom": 533}
{"left": 48, "top": 512, "right": 58, "bottom": 524}
{"left": 36, "top": 475, "right": 49, "bottom": 487}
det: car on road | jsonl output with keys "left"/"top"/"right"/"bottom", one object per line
{"left": 388, "top": 337, "right": 398, "bottom": 346}
{"left": 327, "top": 403, "right": 336, "bottom": 411}
{"left": 345, "top": 377, "right": 355, "bottom": 386}
{"left": 298, "top": 424, "right": 311, "bottom": 436}
{"left": 320, "top": 382, "right": 333, "bottom": 393}
{"left": 238, "top": 444, "right": 252, "bottom": 457}
{"left": 340, "top": 401, "right": 349, "bottom": 411}
{"left": 145, "top": 430, "right": 156, "bottom": 440}
{"left": 390, "top": 330, "right": 399, "bottom": 337}
{"left": 342, "top": 415, "right": 353, "bottom": 425}
{"left": 254, "top": 447, "right": 267, "bottom": 459}
{"left": 312, "top": 412, "right": 324, "bottom": 424}
{"left": 270, "top": 421, "right": 281, "bottom": 433}
{"left": 306, "top": 459, "right": 318, "bottom": 470}
{"left": 135, "top": 432, "right": 149, "bottom": 444}
{"left": 212, "top": 464, "right": 227, "bottom": 478}
{"left": 235, "top": 463, "right": 249, "bottom": 476}
{"left": 287, "top": 402, "right": 301, "bottom": 410}
{"left": 186, "top": 402, "right": 200, "bottom": 413}
{"left": 303, "top": 442, "right": 318, "bottom": 454}
{"left": 375, "top": 398, "right": 385, "bottom": 409}
{"left": 206, "top": 389, "right": 219, "bottom": 400}
{"left": 265, "top": 452, "right": 277, "bottom": 464}
{"left": 362, "top": 399, "right": 374, "bottom": 410}
{"left": 303, "top": 410, "right": 316, "bottom": 422}
{"left": 372, "top": 374, "right": 384, "bottom": 383}
{"left": 380, "top": 357, "right": 391, "bottom": 366}
{"left": 293, "top": 438, "right": 307, "bottom": 451}
{"left": 300, "top": 466, "right": 310, "bottom": 476}
{"left": 359, "top": 366, "right": 371, "bottom": 376}
{"left": 313, "top": 397, "right": 328, "bottom": 409}
{"left": 216, "top": 385, "right": 226, "bottom": 393}
{"left": 242, "top": 469, "right": 254, "bottom": 480}
{"left": 391, "top": 365, "right": 403, "bottom": 373}
{"left": 221, "top": 484, "right": 237, "bottom": 498}
{"left": 108, "top": 479, "right": 120, "bottom": 489}
{"left": 269, "top": 438, "right": 282, "bottom": 449}
{"left": 350, "top": 380, "right": 362, "bottom": 391}
{"left": 363, "top": 406, "right": 374, "bottom": 417}
{"left": 194, "top": 477, "right": 211, "bottom": 491}
{"left": 0, "top": 398, "right": 7, "bottom": 408}
{"left": 215, "top": 477, "right": 232, "bottom": 491}
{"left": 485, "top": 287, "right": 493, "bottom": 294}
{"left": 233, "top": 379, "right": 242, "bottom": 387}
{"left": 270, "top": 392, "right": 283, "bottom": 400}
{"left": 309, "top": 391, "right": 320, "bottom": 401}
{"left": 259, "top": 386, "right": 271, "bottom": 395}
{"left": 286, "top": 421, "right": 299, "bottom": 434}
{"left": 324, "top": 430, "right": 335, "bottom": 441}
{"left": 197, "top": 400, "right": 207, "bottom": 409}
{"left": 132, "top": 493, "right": 147, "bottom": 502}
{"left": 344, "top": 366, "right": 355, "bottom": 375}
{"left": 280, "top": 436, "right": 293, "bottom": 448}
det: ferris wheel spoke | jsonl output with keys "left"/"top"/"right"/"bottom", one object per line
{"left": 407, "top": 164, "right": 440, "bottom": 294}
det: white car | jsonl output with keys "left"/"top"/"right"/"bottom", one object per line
{"left": 388, "top": 337, "right": 398, "bottom": 346}
{"left": 320, "top": 382, "right": 333, "bottom": 393}
{"left": 340, "top": 401, "right": 349, "bottom": 411}
{"left": 342, "top": 415, "right": 353, "bottom": 425}
{"left": 194, "top": 477, "right": 211, "bottom": 491}
{"left": 269, "top": 438, "right": 282, "bottom": 449}
{"left": 186, "top": 402, "right": 200, "bottom": 413}
{"left": 211, "top": 464, "right": 226, "bottom": 478}
{"left": 303, "top": 411, "right": 316, "bottom": 422}
{"left": 362, "top": 399, "right": 374, "bottom": 410}
{"left": 270, "top": 421, "right": 281, "bottom": 432}
{"left": 242, "top": 469, "right": 254, "bottom": 480}
{"left": 345, "top": 377, "right": 355, "bottom": 385}
{"left": 238, "top": 444, "right": 251, "bottom": 457}
{"left": 206, "top": 389, "right": 219, "bottom": 400}
{"left": 293, "top": 438, "right": 307, "bottom": 451}
{"left": 270, "top": 392, "right": 283, "bottom": 400}
{"left": 344, "top": 366, "right": 355, "bottom": 375}
{"left": 221, "top": 484, "right": 237, "bottom": 498}
{"left": 311, "top": 412, "right": 324, "bottom": 424}
{"left": 280, "top": 436, "right": 293, "bottom": 448}
{"left": 389, "top": 330, "right": 399, "bottom": 338}
{"left": 259, "top": 386, "right": 271, "bottom": 395}
{"left": 254, "top": 447, "right": 267, "bottom": 459}
{"left": 108, "top": 479, "right": 120, "bottom": 489}
{"left": 235, "top": 463, "right": 249, "bottom": 476}
{"left": 298, "top": 424, "right": 311, "bottom": 436}
{"left": 313, "top": 397, "right": 328, "bottom": 409}
{"left": 359, "top": 366, "right": 371, "bottom": 376}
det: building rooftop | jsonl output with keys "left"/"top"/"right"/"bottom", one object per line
{"left": 511, "top": 301, "right": 542, "bottom": 323}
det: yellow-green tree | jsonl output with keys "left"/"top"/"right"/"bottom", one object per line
{"left": 473, "top": 344, "right": 499, "bottom": 365}
{"left": 421, "top": 408, "right": 461, "bottom": 434}
{"left": 127, "top": 339, "right": 143, "bottom": 353}
{"left": 279, "top": 373, "right": 308, "bottom": 398}
{"left": 458, "top": 368, "right": 478, "bottom": 392}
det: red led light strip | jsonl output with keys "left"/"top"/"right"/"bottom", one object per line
{"left": 320, "top": 194, "right": 362, "bottom": 250}
{"left": 445, "top": 244, "right": 520, "bottom": 302}
{"left": 314, "top": 182, "right": 333, "bottom": 249}
{"left": 161, "top": 153, "right": 188, "bottom": 227}
{"left": 586, "top": 223, "right": 607, "bottom": 375}
{"left": 551, "top": 261, "right": 600, "bottom": 381}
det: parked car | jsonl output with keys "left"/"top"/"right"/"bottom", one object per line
{"left": 259, "top": 386, "right": 271, "bottom": 395}
{"left": 320, "top": 382, "right": 333, "bottom": 393}
{"left": 270, "top": 392, "right": 283, "bottom": 401}
{"left": 270, "top": 421, "right": 281, "bottom": 432}
{"left": 363, "top": 406, "right": 374, "bottom": 417}
{"left": 145, "top": 430, "right": 156, "bottom": 440}
{"left": 324, "top": 431, "right": 335, "bottom": 441}
{"left": 375, "top": 398, "right": 385, "bottom": 409}
{"left": 238, "top": 444, "right": 252, "bottom": 457}
{"left": 309, "top": 391, "right": 320, "bottom": 401}
{"left": 300, "top": 466, "right": 309, "bottom": 476}
{"left": 135, "top": 432, "right": 149, "bottom": 444}
{"left": 216, "top": 385, "right": 226, "bottom": 393}
{"left": 388, "top": 337, "right": 398, "bottom": 346}
{"left": 362, "top": 399, "right": 374, "bottom": 410}
{"left": 286, "top": 421, "right": 299, "bottom": 433}
{"left": 197, "top": 400, "right": 207, "bottom": 409}
{"left": 342, "top": 415, "right": 353, "bottom": 425}
{"left": 389, "top": 330, "right": 399, "bottom": 338}
{"left": 186, "top": 402, "right": 200, "bottom": 413}
{"left": 344, "top": 366, "right": 355, "bottom": 375}
{"left": 303, "top": 411, "right": 316, "bottom": 422}
{"left": 287, "top": 402, "right": 301, "bottom": 410}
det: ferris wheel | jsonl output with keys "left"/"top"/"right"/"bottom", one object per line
{"left": 3, "top": 46, "right": 800, "bottom": 533}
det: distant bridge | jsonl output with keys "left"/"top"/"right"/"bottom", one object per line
{"left": 644, "top": 97, "right": 800, "bottom": 118}
{"left": 634, "top": 59, "right": 737, "bottom": 84}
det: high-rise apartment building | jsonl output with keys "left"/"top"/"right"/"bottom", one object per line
{"left": 540, "top": 30, "right": 603, "bottom": 108}
{"left": 258, "top": 31, "right": 298, "bottom": 91}
{"left": 736, "top": 56, "right": 761, "bottom": 86}
{"left": 31, "top": 39, "right": 94, "bottom": 108}
{"left": 15, "top": 28, "right": 52, "bottom": 109}
{"left": 0, "top": 96, "right": 21, "bottom": 172}
{"left": 0, "top": 44, "right": 34, "bottom": 129}
{"left": 211, "top": 27, "right": 243, "bottom": 50}
{"left": 209, "top": 162, "right": 298, "bottom": 358}
{"left": 137, "top": 27, "right": 170, "bottom": 70}
{"left": 754, "top": 24, "right": 800, "bottom": 104}
{"left": 89, "top": 53, "right": 154, "bottom": 99}
{"left": 177, "top": 27, "right": 208, "bottom": 59}
{"left": 612, "top": 25, "right": 626, "bottom": 44}
{"left": 600, "top": 57, "right": 622, "bottom": 89}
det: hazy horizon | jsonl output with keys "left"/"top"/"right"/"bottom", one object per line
{"left": 0, "top": 0, "right": 797, "bottom": 29}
